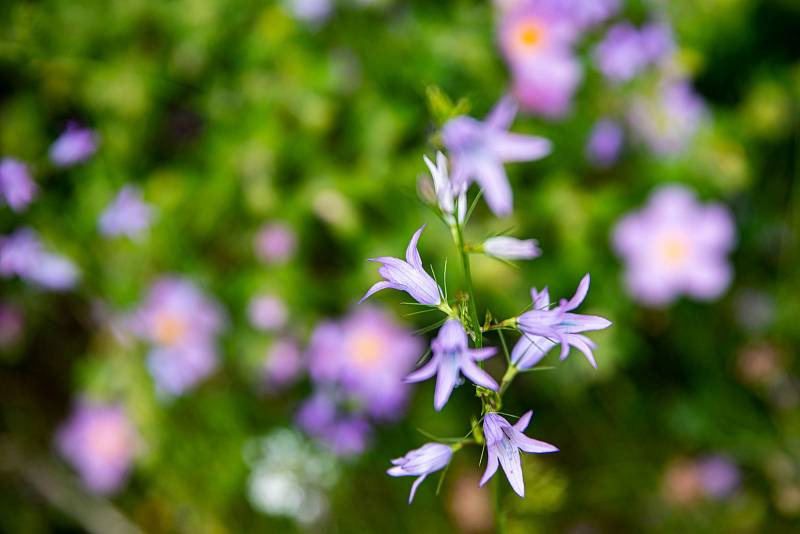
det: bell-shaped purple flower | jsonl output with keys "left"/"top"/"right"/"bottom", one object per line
{"left": 513, "top": 274, "right": 611, "bottom": 369}
{"left": 0, "top": 158, "right": 37, "bottom": 212}
{"left": 406, "top": 319, "right": 498, "bottom": 411}
{"left": 442, "top": 97, "right": 552, "bottom": 217}
{"left": 388, "top": 442, "right": 453, "bottom": 503}
{"left": 361, "top": 225, "right": 443, "bottom": 306}
{"left": 480, "top": 411, "right": 558, "bottom": 497}
{"left": 483, "top": 236, "right": 541, "bottom": 260}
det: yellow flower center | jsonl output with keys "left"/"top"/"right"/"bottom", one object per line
{"left": 154, "top": 313, "right": 186, "bottom": 346}
{"left": 512, "top": 19, "right": 545, "bottom": 53}
{"left": 660, "top": 233, "right": 689, "bottom": 266}
{"left": 350, "top": 332, "right": 384, "bottom": 369}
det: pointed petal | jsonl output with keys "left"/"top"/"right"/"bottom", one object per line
{"left": 405, "top": 355, "right": 440, "bottom": 383}
{"left": 490, "top": 132, "right": 552, "bottom": 163}
{"left": 461, "top": 358, "right": 499, "bottom": 390}
{"left": 387, "top": 466, "right": 406, "bottom": 476}
{"left": 469, "top": 347, "right": 497, "bottom": 362}
{"left": 568, "top": 334, "right": 598, "bottom": 368}
{"left": 531, "top": 287, "right": 550, "bottom": 310}
{"left": 485, "top": 95, "right": 518, "bottom": 130}
{"left": 560, "top": 313, "right": 612, "bottom": 333}
{"left": 510, "top": 334, "right": 555, "bottom": 370}
{"left": 513, "top": 411, "right": 533, "bottom": 432}
{"left": 405, "top": 225, "right": 426, "bottom": 271}
{"left": 433, "top": 357, "right": 459, "bottom": 411}
{"left": 360, "top": 280, "right": 396, "bottom": 303}
{"left": 479, "top": 449, "right": 499, "bottom": 487}
{"left": 564, "top": 274, "right": 590, "bottom": 311}
{"left": 513, "top": 432, "right": 559, "bottom": 454}
{"left": 473, "top": 157, "right": 513, "bottom": 217}
{"left": 408, "top": 474, "right": 427, "bottom": 504}
{"left": 496, "top": 439, "right": 525, "bottom": 497}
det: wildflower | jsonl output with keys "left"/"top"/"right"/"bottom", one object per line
{"left": 388, "top": 443, "right": 453, "bottom": 503}
{"left": 628, "top": 79, "right": 706, "bottom": 156}
{"left": 514, "top": 274, "right": 612, "bottom": 369}
{"left": 0, "top": 158, "right": 37, "bottom": 212}
{"left": 423, "top": 151, "right": 466, "bottom": 224}
{"left": 49, "top": 122, "right": 98, "bottom": 167}
{"left": 511, "top": 51, "right": 583, "bottom": 119}
{"left": 479, "top": 411, "right": 558, "bottom": 497}
{"left": 586, "top": 119, "right": 624, "bottom": 168}
{"left": 248, "top": 294, "right": 289, "bottom": 331}
{"left": 56, "top": 401, "right": 139, "bottom": 494}
{"left": 254, "top": 222, "right": 297, "bottom": 264}
{"left": 134, "top": 277, "right": 225, "bottom": 396}
{"left": 406, "top": 319, "right": 498, "bottom": 411}
{"left": 296, "top": 391, "right": 373, "bottom": 456}
{"left": 0, "top": 228, "right": 79, "bottom": 291}
{"left": 482, "top": 236, "right": 541, "bottom": 260}
{"left": 261, "top": 337, "right": 303, "bottom": 390}
{"left": 98, "top": 185, "right": 153, "bottom": 239}
{"left": 361, "top": 225, "right": 443, "bottom": 307}
{"left": 612, "top": 185, "right": 735, "bottom": 305}
{"left": 593, "top": 22, "right": 674, "bottom": 83}
{"left": 442, "top": 97, "right": 551, "bottom": 216}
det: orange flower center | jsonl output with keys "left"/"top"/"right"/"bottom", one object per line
{"left": 660, "top": 233, "right": 689, "bottom": 266}
{"left": 350, "top": 332, "right": 384, "bottom": 369}
{"left": 154, "top": 313, "right": 186, "bottom": 346}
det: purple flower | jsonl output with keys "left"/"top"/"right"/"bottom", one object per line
{"left": 306, "top": 306, "right": 422, "bottom": 420}
{"left": 483, "top": 236, "right": 541, "bottom": 260}
{"left": 56, "top": 401, "right": 139, "bottom": 494}
{"left": 98, "top": 185, "right": 153, "bottom": 239}
{"left": 406, "top": 319, "right": 497, "bottom": 411}
{"left": 248, "top": 294, "right": 289, "bottom": 332}
{"left": 296, "top": 391, "right": 373, "bottom": 456}
{"left": 593, "top": 22, "right": 675, "bottom": 83}
{"left": 442, "top": 97, "right": 551, "bottom": 216}
{"left": 49, "top": 122, "right": 98, "bottom": 167}
{"left": 628, "top": 79, "right": 706, "bottom": 156}
{"left": 254, "top": 222, "right": 297, "bottom": 264}
{"left": 362, "top": 225, "right": 443, "bottom": 306}
{"left": 261, "top": 337, "right": 303, "bottom": 390}
{"left": 0, "top": 158, "right": 37, "bottom": 212}
{"left": 511, "top": 51, "right": 583, "bottom": 119}
{"left": 0, "top": 228, "right": 79, "bottom": 291}
{"left": 134, "top": 277, "right": 225, "bottom": 395}
{"left": 423, "top": 152, "right": 466, "bottom": 224}
{"left": 697, "top": 455, "right": 740, "bottom": 499}
{"left": 388, "top": 443, "right": 453, "bottom": 503}
{"left": 498, "top": 3, "right": 578, "bottom": 64}
{"left": 287, "top": 0, "right": 332, "bottom": 25}
{"left": 586, "top": 119, "right": 624, "bottom": 168}
{"left": 479, "top": 411, "right": 558, "bottom": 497}
{"left": 514, "top": 274, "right": 612, "bottom": 369}
{"left": 612, "top": 185, "right": 736, "bottom": 306}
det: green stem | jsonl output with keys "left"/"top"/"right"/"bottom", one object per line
{"left": 451, "top": 223, "right": 483, "bottom": 347}
{"left": 498, "top": 365, "right": 519, "bottom": 396}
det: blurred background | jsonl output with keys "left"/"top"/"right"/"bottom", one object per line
{"left": 1, "top": 0, "right": 799, "bottom": 532}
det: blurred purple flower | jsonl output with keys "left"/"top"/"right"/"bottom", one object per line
{"left": 306, "top": 306, "right": 422, "bottom": 420}
{"left": 0, "top": 303, "right": 24, "bottom": 348}
{"left": 628, "top": 79, "right": 706, "bottom": 156}
{"left": 56, "top": 401, "right": 139, "bottom": 494}
{"left": 443, "top": 97, "right": 551, "bottom": 216}
{"left": 134, "top": 277, "right": 225, "bottom": 396}
{"left": 49, "top": 122, "right": 98, "bottom": 167}
{"left": 498, "top": 2, "right": 578, "bottom": 64}
{"left": 483, "top": 236, "right": 541, "bottom": 260}
{"left": 0, "top": 228, "right": 79, "bottom": 291}
{"left": 248, "top": 294, "right": 289, "bottom": 332}
{"left": 697, "top": 455, "right": 741, "bottom": 499}
{"left": 593, "top": 22, "right": 675, "bottom": 83}
{"left": 0, "top": 158, "right": 37, "bottom": 212}
{"left": 586, "top": 119, "right": 624, "bottom": 168}
{"left": 612, "top": 185, "right": 736, "bottom": 306}
{"left": 98, "top": 185, "right": 154, "bottom": 239}
{"left": 362, "top": 225, "right": 443, "bottom": 306}
{"left": 406, "top": 319, "right": 497, "bottom": 411}
{"left": 388, "top": 443, "right": 453, "bottom": 503}
{"left": 262, "top": 337, "right": 303, "bottom": 390}
{"left": 287, "top": 0, "right": 332, "bottom": 25}
{"left": 511, "top": 51, "right": 583, "bottom": 119}
{"left": 254, "top": 222, "right": 297, "bottom": 264}
{"left": 296, "top": 391, "right": 373, "bottom": 457}
{"left": 514, "top": 274, "right": 611, "bottom": 369}
{"left": 479, "top": 411, "right": 558, "bottom": 497}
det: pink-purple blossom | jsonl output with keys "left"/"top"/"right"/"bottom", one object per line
{"left": 513, "top": 274, "right": 611, "bottom": 369}
{"left": 442, "top": 97, "right": 551, "bottom": 216}
{"left": 254, "top": 222, "right": 297, "bottom": 264}
{"left": 49, "top": 122, "right": 98, "bottom": 167}
{"left": 479, "top": 411, "right": 558, "bottom": 497}
{"left": 362, "top": 225, "right": 443, "bottom": 306}
{"left": 0, "top": 158, "right": 37, "bottom": 212}
{"left": 593, "top": 22, "right": 674, "bottom": 83}
{"left": 134, "top": 277, "right": 225, "bottom": 396}
{"left": 586, "top": 119, "right": 624, "bottom": 168}
{"left": 56, "top": 401, "right": 139, "bottom": 494}
{"left": 612, "top": 185, "right": 736, "bottom": 306}
{"left": 406, "top": 319, "right": 497, "bottom": 411}
{"left": 98, "top": 185, "right": 154, "bottom": 239}
{"left": 248, "top": 294, "right": 289, "bottom": 332}
{"left": 388, "top": 443, "right": 453, "bottom": 503}
{"left": 261, "top": 337, "right": 303, "bottom": 391}
{"left": 0, "top": 228, "right": 80, "bottom": 291}
{"left": 511, "top": 51, "right": 583, "bottom": 119}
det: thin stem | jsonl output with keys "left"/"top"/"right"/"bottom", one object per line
{"left": 451, "top": 222, "right": 483, "bottom": 347}
{"left": 499, "top": 365, "right": 519, "bottom": 396}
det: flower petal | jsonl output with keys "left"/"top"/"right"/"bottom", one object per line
{"left": 405, "top": 225, "right": 426, "bottom": 272}
{"left": 472, "top": 157, "right": 512, "bottom": 217}
{"left": 513, "top": 411, "right": 533, "bottom": 433}
{"left": 485, "top": 95, "right": 518, "bottom": 130}
{"left": 469, "top": 347, "right": 497, "bottom": 362}
{"left": 490, "top": 132, "right": 552, "bottom": 163}
{"left": 408, "top": 474, "right": 427, "bottom": 504}
{"left": 564, "top": 274, "right": 590, "bottom": 311}
{"left": 461, "top": 358, "right": 499, "bottom": 391}
{"left": 479, "top": 449, "right": 499, "bottom": 487}
{"left": 359, "top": 280, "right": 396, "bottom": 303}
{"left": 433, "top": 356, "right": 459, "bottom": 411}
{"left": 405, "top": 355, "right": 440, "bottom": 383}
{"left": 496, "top": 438, "right": 525, "bottom": 497}
{"left": 512, "top": 432, "right": 559, "bottom": 454}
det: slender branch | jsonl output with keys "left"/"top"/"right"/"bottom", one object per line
{"left": 451, "top": 222, "right": 483, "bottom": 347}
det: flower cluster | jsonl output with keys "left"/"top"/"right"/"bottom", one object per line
{"left": 362, "top": 97, "right": 612, "bottom": 503}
